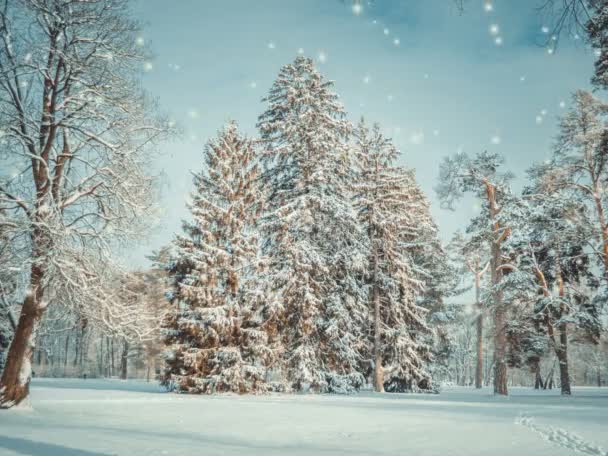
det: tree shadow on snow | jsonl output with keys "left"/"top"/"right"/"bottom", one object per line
{"left": 31, "top": 378, "right": 165, "bottom": 394}
{"left": 0, "top": 436, "right": 112, "bottom": 456}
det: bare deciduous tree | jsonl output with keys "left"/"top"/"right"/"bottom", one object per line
{"left": 0, "top": 0, "right": 170, "bottom": 408}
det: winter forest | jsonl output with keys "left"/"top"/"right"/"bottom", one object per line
{"left": 1, "top": 0, "right": 608, "bottom": 455}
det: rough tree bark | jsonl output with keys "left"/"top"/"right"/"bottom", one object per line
{"left": 120, "top": 340, "right": 129, "bottom": 380}
{"left": 534, "top": 264, "right": 571, "bottom": 395}
{"left": 484, "top": 180, "right": 508, "bottom": 396}
{"left": 0, "top": 263, "right": 44, "bottom": 407}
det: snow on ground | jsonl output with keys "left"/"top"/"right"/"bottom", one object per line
{"left": 0, "top": 379, "right": 607, "bottom": 456}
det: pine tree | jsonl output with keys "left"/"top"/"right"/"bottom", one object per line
{"left": 545, "top": 91, "right": 608, "bottom": 281}
{"left": 587, "top": 0, "right": 608, "bottom": 90}
{"left": 256, "top": 57, "right": 366, "bottom": 393}
{"left": 162, "top": 122, "right": 271, "bottom": 394}
{"left": 436, "top": 151, "right": 514, "bottom": 395}
{"left": 500, "top": 164, "right": 600, "bottom": 395}
{"left": 353, "top": 119, "right": 435, "bottom": 392}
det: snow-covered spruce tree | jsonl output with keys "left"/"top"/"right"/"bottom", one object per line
{"left": 0, "top": 0, "right": 170, "bottom": 408}
{"left": 353, "top": 119, "right": 435, "bottom": 392}
{"left": 257, "top": 57, "right": 367, "bottom": 393}
{"left": 422, "top": 235, "right": 467, "bottom": 386}
{"left": 436, "top": 151, "right": 514, "bottom": 395}
{"left": 162, "top": 122, "right": 271, "bottom": 394}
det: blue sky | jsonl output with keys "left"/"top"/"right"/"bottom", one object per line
{"left": 129, "top": 0, "right": 596, "bottom": 266}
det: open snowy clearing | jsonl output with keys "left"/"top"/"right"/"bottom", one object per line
{"left": 0, "top": 379, "right": 607, "bottom": 456}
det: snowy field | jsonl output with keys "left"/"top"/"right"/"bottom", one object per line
{"left": 0, "top": 379, "right": 607, "bottom": 456}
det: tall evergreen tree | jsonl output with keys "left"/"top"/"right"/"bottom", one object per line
{"left": 162, "top": 122, "right": 271, "bottom": 394}
{"left": 256, "top": 57, "right": 366, "bottom": 393}
{"left": 354, "top": 120, "right": 435, "bottom": 392}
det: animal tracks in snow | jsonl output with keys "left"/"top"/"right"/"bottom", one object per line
{"left": 516, "top": 414, "right": 607, "bottom": 456}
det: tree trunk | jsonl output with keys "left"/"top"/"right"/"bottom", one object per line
{"left": 146, "top": 356, "right": 155, "bottom": 382}
{"left": 555, "top": 317, "right": 571, "bottom": 395}
{"left": 475, "top": 273, "right": 483, "bottom": 389}
{"left": 0, "top": 271, "right": 44, "bottom": 408}
{"left": 484, "top": 180, "right": 508, "bottom": 396}
{"left": 493, "top": 305, "right": 508, "bottom": 395}
{"left": 372, "top": 278, "right": 383, "bottom": 393}
{"left": 592, "top": 191, "right": 608, "bottom": 279}
{"left": 73, "top": 332, "right": 80, "bottom": 367}
{"left": 120, "top": 340, "right": 129, "bottom": 380}
{"left": 533, "top": 360, "right": 543, "bottom": 389}
{"left": 555, "top": 263, "right": 571, "bottom": 396}
{"left": 491, "top": 250, "right": 508, "bottom": 395}
{"left": 63, "top": 334, "right": 70, "bottom": 377}
{"left": 111, "top": 338, "right": 115, "bottom": 378}
{"left": 557, "top": 346, "right": 571, "bottom": 395}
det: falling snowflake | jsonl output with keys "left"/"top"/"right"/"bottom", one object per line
{"left": 595, "top": 49, "right": 602, "bottom": 57}
{"left": 483, "top": 2, "right": 493, "bottom": 12}
{"left": 535, "top": 115, "right": 543, "bottom": 124}
{"left": 249, "top": 81, "right": 257, "bottom": 89}
{"left": 387, "top": 94, "right": 394, "bottom": 102}
{"left": 541, "top": 109, "right": 547, "bottom": 116}
{"left": 489, "top": 24, "right": 500, "bottom": 36}
{"left": 409, "top": 130, "right": 424, "bottom": 145}
{"left": 433, "top": 129, "right": 440, "bottom": 137}
{"left": 494, "top": 36, "right": 503, "bottom": 46}
{"left": 318, "top": 51, "right": 327, "bottom": 63}
{"left": 520, "top": 75, "right": 526, "bottom": 82}
{"left": 24, "top": 53, "right": 32, "bottom": 63}
{"left": 352, "top": 3, "right": 362, "bottom": 15}
{"left": 393, "top": 38, "right": 400, "bottom": 46}
{"left": 559, "top": 100, "right": 566, "bottom": 108}
{"left": 383, "top": 28, "right": 390, "bottom": 36}
{"left": 268, "top": 42, "right": 276, "bottom": 50}
{"left": 136, "top": 36, "right": 145, "bottom": 46}
{"left": 491, "top": 135, "right": 501, "bottom": 145}
{"left": 541, "top": 26, "right": 549, "bottom": 34}
{"left": 168, "top": 63, "right": 181, "bottom": 71}
{"left": 424, "top": 73, "right": 429, "bottom": 79}
{"left": 188, "top": 109, "right": 199, "bottom": 119}
{"left": 143, "top": 61, "right": 153, "bottom": 72}
{"left": 547, "top": 48, "right": 554, "bottom": 55}
{"left": 298, "top": 47, "right": 305, "bottom": 54}
{"left": 363, "top": 75, "right": 371, "bottom": 84}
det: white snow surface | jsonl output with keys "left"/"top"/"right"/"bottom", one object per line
{"left": 0, "top": 379, "right": 606, "bottom": 455}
